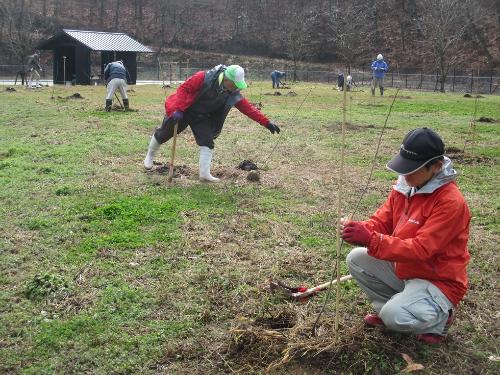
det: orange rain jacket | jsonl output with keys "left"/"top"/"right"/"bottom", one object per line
{"left": 362, "top": 158, "right": 471, "bottom": 305}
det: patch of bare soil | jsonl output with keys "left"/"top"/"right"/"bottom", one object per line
{"left": 358, "top": 103, "right": 385, "bottom": 107}
{"left": 250, "top": 101, "right": 263, "bottom": 109}
{"left": 445, "top": 147, "right": 495, "bottom": 165}
{"left": 463, "top": 94, "right": 484, "bottom": 98}
{"left": 152, "top": 163, "right": 193, "bottom": 178}
{"left": 389, "top": 95, "right": 411, "bottom": 99}
{"left": 325, "top": 122, "right": 393, "bottom": 132}
{"left": 5, "top": 87, "right": 16, "bottom": 92}
{"left": 212, "top": 166, "right": 241, "bottom": 179}
{"left": 285, "top": 91, "right": 298, "bottom": 97}
{"left": 477, "top": 117, "right": 498, "bottom": 123}
{"left": 66, "top": 93, "right": 84, "bottom": 99}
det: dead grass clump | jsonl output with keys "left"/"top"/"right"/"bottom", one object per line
{"left": 228, "top": 310, "right": 402, "bottom": 373}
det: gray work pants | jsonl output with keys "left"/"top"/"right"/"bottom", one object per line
{"left": 106, "top": 78, "right": 128, "bottom": 100}
{"left": 346, "top": 247, "right": 453, "bottom": 335}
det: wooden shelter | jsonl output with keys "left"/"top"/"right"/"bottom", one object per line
{"left": 37, "top": 29, "right": 153, "bottom": 85}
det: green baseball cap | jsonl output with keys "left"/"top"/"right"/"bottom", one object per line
{"left": 224, "top": 65, "right": 247, "bottom": 90}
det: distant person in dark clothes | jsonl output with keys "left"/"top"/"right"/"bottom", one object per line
{"left": 337, "top": 73, "right": 344, "bottom": 91}
{"left": 104, "top": 61, "right": 130, "bottom": 111}
{"left": 27, "top": 50, "right": 42, "bottom": 88}
{"left": 371, "top": 54, "right": 389, "bottom": 96}
{"left": 143, "top": 64, "right": 280, "bottom": 182}
{"left": 271, "top": 70, "right": 286, "bottom": 88}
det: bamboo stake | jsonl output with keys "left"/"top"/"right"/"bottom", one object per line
{"left": 168, "top": 123, "right": 179, "bottom": 183}
{"left": 334, "top": 76, "right": 348, "bottom": 339}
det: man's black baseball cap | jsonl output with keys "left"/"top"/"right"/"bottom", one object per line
{"left": 386, "top": 127, "right": 445, "bottom": 175}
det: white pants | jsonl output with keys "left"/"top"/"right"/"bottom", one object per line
{"left": 106, "top": 78, "right": 128, "bottom": 100}
{"left": 347, "top": 247, "right": 453, "bottom": 335}
{"left": 28, "top": 69, "right": 41, "bottom": 87}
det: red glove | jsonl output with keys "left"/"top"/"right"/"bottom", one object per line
{"left": 342, "top": 221, "right": 372, "bottom": 246}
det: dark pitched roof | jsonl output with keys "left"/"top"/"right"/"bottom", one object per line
{"left": 38, "top": 29, "right": 153, "bottom": 53}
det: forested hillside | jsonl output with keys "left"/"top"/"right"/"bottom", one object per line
{"left": 1, "top": 0, "right": 499, "bottom": 73}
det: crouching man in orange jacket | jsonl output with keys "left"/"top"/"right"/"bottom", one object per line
{"left": 343, "top": 127, "right": 471, "bottom": 344}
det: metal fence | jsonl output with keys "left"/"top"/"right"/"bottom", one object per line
{"left": 135, "top": 62, "right": 500, "bottom": 94}
{"left": 2, "top": 62, "right": 499, "bottom": 94}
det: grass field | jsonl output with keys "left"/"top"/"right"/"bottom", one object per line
{"left": 1, "top": 82, "right": 499, "bottom": 374}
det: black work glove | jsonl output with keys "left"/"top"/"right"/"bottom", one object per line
{"left": 266, "top": 121, "right": 280, "bottom": 134}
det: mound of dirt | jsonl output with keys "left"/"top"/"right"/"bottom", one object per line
{"left": 246, "top": 170, "right": 260, "bottom": 182}
{"left": 238, "top": 160, "right": 258, "bottom": 171}
{"left": 285, "top": 91, "right": 298, "bottom": 97}
{"left": 5, "top": 87, "right": 16, "bottom": 92}
{"left": 250, "top": 102, "right": 263, "bottom": 109}
{"left": 264, "top": 92, "right": 282, "bottom": 96}
{"left": 66, "top": 93, "right": 84, "bottom": 99}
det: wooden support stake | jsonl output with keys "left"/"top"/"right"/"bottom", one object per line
{"left": 168, "top": 123, "right": 179, "bottom": 183}
{"left": 335, "top": 76, "right": 348, "bottom": 339}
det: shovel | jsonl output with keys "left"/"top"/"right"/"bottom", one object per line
{"left": 270, "top": 275, "right": 352, "bottom": 301}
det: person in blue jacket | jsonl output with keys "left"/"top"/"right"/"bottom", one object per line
{"left": 371, "top": 54, "right": 389, "bottom": 96}
{"left": 271, "top": 70, "right": 286, "bottom": 88}
{"left": 104, "top": 60, "right": 130, "bottom": 111}
{"left": 337, "top": 73, "right": 344, "bottom": 91}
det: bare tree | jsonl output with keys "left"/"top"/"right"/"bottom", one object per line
{"left": 0, "top": 0, "right": 41, "bottom": 64}
{"left": 419, "top": 0, "right": 468, "bottom": 92}
{"left": 323, "top": 2, "right": 372, "bottom": 69}
{"left": 277, "top": 3, "right": 314, "bottom": 81}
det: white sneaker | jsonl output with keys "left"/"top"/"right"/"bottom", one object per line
{"left": 144, "top": 136, "right": 161, "bottom": 169}
{"left": 199, "top": 146, "right": 220, "bottom": 182}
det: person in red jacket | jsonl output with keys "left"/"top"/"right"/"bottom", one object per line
{"left": 143, "top": 64, "right": 280, "bottom": 181}
{"left": 342, "top": 127, "right": 471, "bottom": 344}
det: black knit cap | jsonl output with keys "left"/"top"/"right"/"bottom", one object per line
{"left": 386, "top": 127, "right": 445, "bottom": 175}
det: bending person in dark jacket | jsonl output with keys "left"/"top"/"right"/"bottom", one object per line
{"left": 271, "top": 70, "right": 286, "bottom": 89}
{"left": 104, "top": 61, "right": 129, "bottom": 111}
{"left": 143, "top": 64, "right": 280, "bottom": 182}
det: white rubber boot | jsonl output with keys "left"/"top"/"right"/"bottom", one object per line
{"left": 199, "top": 146, "right": 220, "bottom": 182}
{"left": 144, "top": 136, "right": 161, "bottom": 169}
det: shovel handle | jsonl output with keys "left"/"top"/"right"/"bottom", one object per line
{"left": 290, "top": 275, "right": 352, "bottom": 300}
{"left": 168, "top": 122, "right": 179, "bottom": 183}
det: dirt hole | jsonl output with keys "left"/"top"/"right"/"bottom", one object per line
{"left": 255, "top": 311, "right": 296, "bottom": 330}
{"left": 153, "top": 163, "right": 193, "bottom": 177}
{"left": 6, "top": 87, "right": 16, "bottom": 92}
